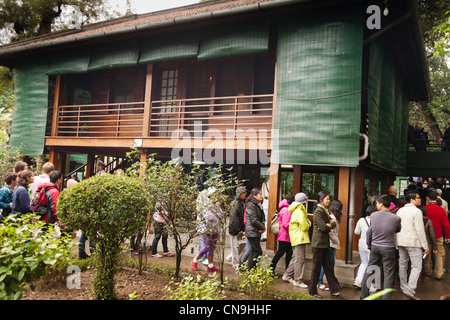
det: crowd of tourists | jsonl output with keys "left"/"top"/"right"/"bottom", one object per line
{"left": 2, "top": 158, "right": 449, "bottom": 300}
{"left": 216, "top": 178, "right": 449, "bottom": 300}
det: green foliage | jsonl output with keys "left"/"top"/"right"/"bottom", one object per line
{"left": 0, "top": 214, "right": 74, "bottom": 300}
{"left": 236, "top": 255, "right": 275, "bottom": 299}
{"left": 202, "top": 165, "right": 241, "bottom": 284}
{"left": 0, "top": 0, "right": 123, "bottom": 42}
{"left": 138, "top": 156, "right": 201, "bottom": 279}
{"left": 163, "top": 273, "right": 226, "bottom": 300}
{"left": 0, "top": 145, "right": 22, "bottom": 186}
{"left": 432, "top": 10, "right": 450, "bottom": 58}
{"left": 363, "top": 288, "right": 395, "bottom": 300}
{"left": 56, "top": 174, "right": 149, "bottom": 300}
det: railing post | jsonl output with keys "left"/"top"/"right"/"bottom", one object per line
{"left": 116, "top": 103, "right": 121, "bottom": 137}
{"left": 77, "top": 105, "right": 81, "bottom": 137}
{"left": 233, "top": 96, "right": 238, "bottom": 133}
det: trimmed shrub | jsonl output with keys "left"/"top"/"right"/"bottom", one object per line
{"left": 57, "top": 174, "right": 149, "bottom": 300}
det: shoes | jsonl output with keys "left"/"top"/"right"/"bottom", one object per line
{"left": 191, "top": 259, "right": 198, "bottom": 271}
{"left": 207, "top": 266, "right": 220, "bottom": 272}
{"left": 163, "top": 252, "right": 175, "bottom": 257}
{"left": 293, "top": 281, "right": 308, "bottom": 288}
{"left": 402, "top": 292, "right": 420, "bottom": 300}
{"left": 331, "top": 293, "right": 346, "bottom": 299}
{"left": 282, "top": 274, "right": 292, "bottom": 282}
{"left": 317, "top": 284, "right": 329, "bottom": 291}
{"left": 312, "top": 293, "right": 323, "bottom": 299}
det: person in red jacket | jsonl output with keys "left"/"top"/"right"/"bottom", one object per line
{"left": 425, "top": 190, "right": 450, "bottom": 280}
{"left": 33, "top": 171, "right": 63, "bottom": 225}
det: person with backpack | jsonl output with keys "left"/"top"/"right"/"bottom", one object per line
{"left": 0, "top": 172, "right": 18, "bottom": 219}
{"left": 32, "top": 170, "right": 62, "bottom": 225}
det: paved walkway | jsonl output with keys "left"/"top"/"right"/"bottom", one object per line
{"left": 120, "top": 232, "right": 450, "bottom": 300}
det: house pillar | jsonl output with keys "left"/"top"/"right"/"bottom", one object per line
{"left": 85, "top": 153, "right": 95, "bottom": 179}
{"left": 335, "top": 166, "right": 366, "bottom": 263}
{"left": 139, "top": 149, "right": 147, "bottom": 177}
{"left": 142, "top": 64, "right": 153, "bottom": 137}
{"left": 266, "top": 163, "right": 280, "bottom": 250}
{"left": 336, "top": 167, "right": 350, "bottom": 261}
{"left": 292, "top": 165, "right": 303, "bottom": 194}
{"left": 51, "top": 75, "right": 61, "bottom": 137}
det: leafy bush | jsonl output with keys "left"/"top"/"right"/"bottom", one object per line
{"left": 236, "top": 255, "right": 275, "bottom": 299}
{"left": 140, "top": 157, "right": 201, "bottom": 279}
{"left": 0, "top": 214, "right": 74, "bottom": 300}
{"left": 56, "top": 174, "right": 149, "bottom": 300}
{"left": 163, "top": 273, "right": 226, "bottom": 300}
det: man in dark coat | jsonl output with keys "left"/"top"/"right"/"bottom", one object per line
{"left": 228, "top": 186, "right": 247, "bottom": 269}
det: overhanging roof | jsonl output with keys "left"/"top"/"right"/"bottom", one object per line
{"left": 0, "top": 0, "right": 431, "bottom": 101}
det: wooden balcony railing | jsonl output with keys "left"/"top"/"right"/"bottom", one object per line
{"left": 150, "top": 94, "right": 274, "bottom": 138}
{"left": 54, "top": 94, "right": 273, "bottom": 139}
{"left": 56, "top": 102, "right": 145, "bottom": 137}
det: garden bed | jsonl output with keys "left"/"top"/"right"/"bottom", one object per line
{"left": 22, "top": 264, "right": 246, "bottom": 300}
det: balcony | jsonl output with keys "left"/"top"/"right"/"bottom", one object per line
{"left": 54, "top": 94, "right": 274, "bottom": 139}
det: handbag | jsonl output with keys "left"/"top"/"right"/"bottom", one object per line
{"left": 269, "top": 211, "right": 280, "bottom": 235}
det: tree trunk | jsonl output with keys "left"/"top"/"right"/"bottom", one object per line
{"left": 416, "top": 101, "right": 443, "bottom": 140}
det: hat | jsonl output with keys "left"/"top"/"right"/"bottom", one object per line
{"left": 98, "top": 161, "right": 105, "bottom": 166}
{"left": 295, "top": 192, "right": 308, "bottom": 204}
{"left": 236, "top": 186, "right": 247, "bottom": 196}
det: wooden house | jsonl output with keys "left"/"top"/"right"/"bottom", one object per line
{"left": 0, "top": 0, "right": 430, "bottom": 266}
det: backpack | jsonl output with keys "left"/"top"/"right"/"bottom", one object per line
{"left": 32, "top": 186, "right": 57, "bottom": 223}
{"left": 269, "top": 210, "right": 280, "bottom": 235}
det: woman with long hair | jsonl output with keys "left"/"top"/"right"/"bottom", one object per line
{"left": 317, "top": 199, "right": 343, "bottom": 291}
{"left": 12, "top": 170, "right": 34, "bottom": 217}
{"left": 308, "top": 191, "right": 344, "bottom": 299}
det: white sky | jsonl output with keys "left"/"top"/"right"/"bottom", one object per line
{"left": 109, "top": 0, "right": 200, "bottom": 14}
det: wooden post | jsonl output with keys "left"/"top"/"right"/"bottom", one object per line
{"left": 266, "top": 163, "right": 280, "bottom": 250}
{"left": 335, "top": 167, "right": 350, "bottom": 261}
{"left": 292, "top": 165, "right": 302, "bottom": 194}
{"left": 142, "top": 64, "right": 153, "bottom": 137}
{"left": 139, "top": 150, "right": 147, "bottom": 177}
{"left": 86, "top": 153, "right": 94, "bottom": 179}
{"left": 48, "top": 150, "right": 56, "bottom": 165}
{"left": 352, "top": 166, "right": 366, "bottom": 251}
{"left": 51, "top": 75, "right": 61, "bottom": 137}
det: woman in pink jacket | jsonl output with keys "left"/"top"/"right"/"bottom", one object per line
{"left": 270, "top": 194, "right": 295, "bottom": 274}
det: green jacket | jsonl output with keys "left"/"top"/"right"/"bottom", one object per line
{"left": 288, "top": 202, "right": 311, "bottom": 246}
{"left": 311, "top": 205, "right": 336, "bottom": 248}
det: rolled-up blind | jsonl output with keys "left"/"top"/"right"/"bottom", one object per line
{"left": 272, "top": 5, "right": 364, "bottom": 167}
{"left": 197, "top": 19, "right": 269, "bottom": 60}
{"left": 10, "top": 58, "right": 49, "bottom": 157}
{"left": 139, "top": 31, "right": 199, "bottom": 64}
{"left": 47, "top": 49, "right": 90, "bottom": 75}
{"left": 88, "top": 40, "right": 139, "bottom": 71}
